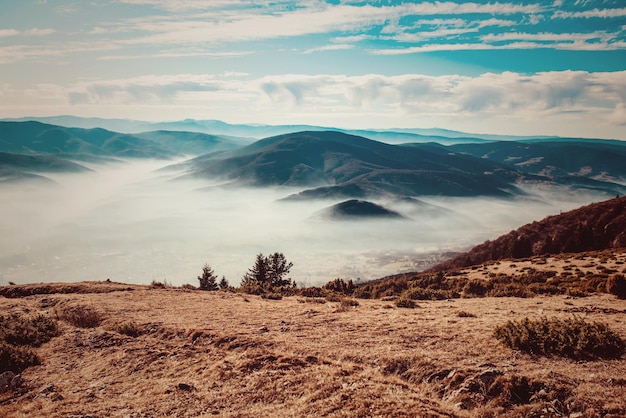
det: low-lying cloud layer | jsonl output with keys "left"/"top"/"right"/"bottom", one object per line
{"left": 0, "top": 160, "right": 609, "bottom": 287}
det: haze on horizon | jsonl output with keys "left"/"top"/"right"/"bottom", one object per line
{"left": 0, "top": 0, "right": 625, "bottom": 140}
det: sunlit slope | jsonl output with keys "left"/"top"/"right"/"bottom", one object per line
{"left": 431, "top": 195, "right": 626, "bottom": 272}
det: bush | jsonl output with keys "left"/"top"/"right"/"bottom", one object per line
{"left": 395, "top": 296, "right": 416, "bottom": 308}
{"left": 107, "top": 321, "right": 142, "bottom": 337}
{"left": 261, "top": 293, "right": 283, "bottom": 300}
{"left": 0, "top": 313, "right": 58, "bottom": 373}
{"left": 494, "top": 316, "right": 624, "bottom": 359}
{"left": 0, "top": 342, "right": 40, "bottom": 373}
{"left": 607, "top": 274, "right": 626, "bottom": 299}
{"left": 322, "top": 278, "right": 355, "bottom": 295}
{"left": 0, "top": 313, "right": 59, "bottom": 347}
{"left": 340, "top": 298, "right": 359, "bottom": 308}
{"left": 55, "top": 305, "right": 104, "bottom": 328}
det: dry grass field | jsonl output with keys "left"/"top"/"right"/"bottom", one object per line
{"left": 1, "top": 265, "right": 625, "bottom": 417}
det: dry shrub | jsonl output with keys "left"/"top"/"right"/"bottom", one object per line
{"left": 297, "top": 286, "right": 325, "bottom": 298}
{"left": 261, "top": 293, "right": 283, "bottom": 300}
{"left": 494, "top": 316, "right": 624, "bottom": 359}
{"left": 0, "top": 313, "right": 59, "bottom": 347}
{"left": 340, "top": 298, "right": 359, "bottom": 308}
{"left": 606, "top": 273, "right": 626, "bottom": 299}
{"left": 55, "top": 304, "right": 104, "bottom": 328}
{"left": 0, "top": 342, "right": 40, "bottom": 373}
{"left": 0, "top": 313, "right": 58, "bottom": 373}
{"left": 106, "top": 321, "right": 142, "bottom": 337}
{"left": 395, "top": 296, "right": 415, "bottom": 308}
{"left": 457, "top": 310, "right": 477, "bottom": 318}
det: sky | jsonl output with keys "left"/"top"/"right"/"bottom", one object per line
{"left": 1, "top": 0, "right": 625, "bottom": 139}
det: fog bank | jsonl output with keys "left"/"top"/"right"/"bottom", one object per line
{"left": 0, "top": 161, "right": 608, "bottom": 287}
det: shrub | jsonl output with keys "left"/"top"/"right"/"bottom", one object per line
{"left": 322, "top": 278, "right": 355, "bottom": 295}
{"left": 340, "top": 298, "right": 359, "bottom": 308}
{"left": 150, "top": 280, "right": 166, "bottom": 289}
{"left": 606, "top": 274, "right": 626, "bottom": 299}
{"left": 261, "top": 293, "right": 283, "bottom": 300}
{"left": 494, "top": 316, "right": 624, "bottom": 359}
{"left": 0, "top": 313, "right": 58, "bottom": 373}
{"left": 462, "top": 279, "right": 491, "bottom": 297}
{"left": 55, "top": 305, "right": 104, "bottom": 328}
{"left": 107, "top": 321, "right": 142, "bottom": 337}
{"left": 0, "top": 342, "right": 40, "bottom": 373}
{"left": 457, "top": 311, "right": 477, "bottom": 318}
{"left": 0, "top": 313, "right": 59, "bottom": 347}
{"left": 395, "top": 296, "right": 416, "bottom": 308}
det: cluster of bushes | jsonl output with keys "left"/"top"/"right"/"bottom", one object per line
{"left": 334, "top": 269, "right": 626, "bottom": 301}
{"left": 0, "top": 313, "right": 59, "bottom": 373}
{"left": 494, "top": 316, "right": 624, "bottom": 359}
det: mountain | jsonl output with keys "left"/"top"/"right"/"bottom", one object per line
{"left": 0, "top": 151, "right": 91, "bottom": 183}
{"left": 430, "top": 196, "right": 626, "bottom": 272}
{"left": 3, "top": 116, "right": 530, "bottom": 144}
{"left": 0, "top": 121, "right": 244, "bottom": 159}
{"left": 314, "top": 199, "right": 405, "bottom": 220}
{"left": 133, "top": 130, "right": 247, "bottom": 155}
{"left": 449, "top": 140, "right": 626, "bottom": 188}
{"left": 181, "top": 131, "right": 532, "bottom": 198}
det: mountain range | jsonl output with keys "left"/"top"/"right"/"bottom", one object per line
{"left": 1, "top": 118, "right": 625, "bottom": 200}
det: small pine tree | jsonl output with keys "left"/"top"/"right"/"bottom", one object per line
{"left": 219, "top": 276, "right": 229, "bottom": 290}
{"left": 242, "top": 253, "right": 269, "bottom": 286}
{"left": 198, "top": 263, "right": 218, "bottom": 291}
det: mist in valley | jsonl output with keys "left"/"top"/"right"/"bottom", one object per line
{"left": 0, "top": 160, "right": 610, "bottom": 287}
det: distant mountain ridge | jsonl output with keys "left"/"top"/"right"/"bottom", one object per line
{"left": 430, "top": 196, "right": 626, "bottom": 272}
{"left": 2, "top": 119, "right": 625, "bottom": 199}
{"left": 3, "top": 115, "right": 551, "bottom": 145}
{"left": 0, "top": 121, "right": 242, "bottom": 159}
{"left": 180, "top": 130, "right": 530, "bottom": 198}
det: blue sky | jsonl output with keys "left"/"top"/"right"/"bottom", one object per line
{"left": 1, "top": 0, "right": 625, "bottom": 138}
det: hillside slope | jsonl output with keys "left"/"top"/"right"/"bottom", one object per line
{"left": 183, "top": 131, "right": 530, "bottom": 198}
{"left": 449, "top": 140, "right": 626, "bottom": 193}
{"left": 0, "top": 121, "right": 243, "bottom": 159}
{"left": 431, "top": 196, "right": 626, "bottom": 271}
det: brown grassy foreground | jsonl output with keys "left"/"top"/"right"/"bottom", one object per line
{"left": 1, "top": 280, "right": 625, "bottom": 417}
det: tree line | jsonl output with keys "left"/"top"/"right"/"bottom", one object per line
{"left": 197, "top": 252, "right": 294, "bottom": 294}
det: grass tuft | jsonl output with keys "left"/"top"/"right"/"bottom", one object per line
{"left": 55, "top": 304, "right": 104, "bottom": 328}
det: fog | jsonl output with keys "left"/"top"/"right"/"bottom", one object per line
{"left": 0, "top": 160, "right": 609, "bottom": 287}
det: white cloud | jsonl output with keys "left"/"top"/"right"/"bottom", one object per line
{"left": 25, "top": 28, "right": 55, "bottom": 36}
{"left": 554, "top": 7, "right": 626, "bottom": 19}
{"left": 303, "top": 44, "right": 354, "bottom": 54}
{"left": 0, "top": 29, "right": 19, "bottom": 37}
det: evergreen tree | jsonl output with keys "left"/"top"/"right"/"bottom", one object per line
{"left": 267, "top": 252, "right": 294, "bottom": 288}
{"left": 240, "top": 252, "right": 294, "bottom": 290}
{"left": 218, "top": 276, "right": 229, "bottom": 290}
{"left": 198, "top": 263, "right": 218, "bottom": 291}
